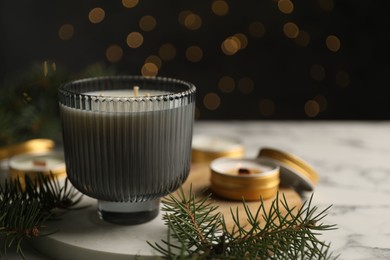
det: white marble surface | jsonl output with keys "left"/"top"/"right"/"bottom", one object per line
{"left": 4, "top": 121, "right": 390, "bottom": 259}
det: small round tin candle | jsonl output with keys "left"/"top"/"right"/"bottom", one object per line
{"left": 192, "top": 135, "right": 244, "bottom": 163}
{"left": 0, "top": 139, "right": 55, "bottom": 161}
{"left": 9, "top": 151, "right": 66, "bottom": 185}
{"left": 258, "top": 148, "right": 319, "bottom": 191}
{"left": 210, "top": 157, "right": 280, "bottom": 201}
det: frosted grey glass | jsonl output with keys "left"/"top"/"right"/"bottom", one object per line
{"left": 58, "top": 76, "right": 196, "bottom": 203}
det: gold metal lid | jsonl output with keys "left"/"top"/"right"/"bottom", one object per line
{"left": 210, "top": 157, "right": 279, "bottom": 201}
{"left": 9, "top": 151, "right": 67, "bottom": 185}
{"left": 192, "top": 135, "right": 244, "bottom": 163}
{"left": 258, "top": 148, "right": 319, "bottom": 191}
{"left": 0, "top": 139, "right": 55, "bottom": 160}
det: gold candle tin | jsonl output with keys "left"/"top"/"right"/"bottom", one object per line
{"left": 210, "top": 157, "right": 280, "bottom": 201}
{"left": 258, "top": 148, "right": 319, "bottom": 191}
{"left": 9, "top": 151, "right": 66, "bottom": 186}
{"left": 192, "top": 135, "right": 244, "bottom": 163}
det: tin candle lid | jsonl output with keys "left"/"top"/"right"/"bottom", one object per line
{"left": 210, "top": 157, "right": 279, "bottom": 201}
{"left": 192, "top": 135, "right": 244, "bottom": 163}
{"left": 9, "top": 151, "right": 66, "bottom": 181}
{"left": 258, "top": 148, "right": 319, "bottom": 191}
{"left": 0, "top": 139, "right": 55, "bottom": 160}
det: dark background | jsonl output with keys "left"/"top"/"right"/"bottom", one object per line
{"left": 1, "top": 0, "right": 389, "bottom": 120}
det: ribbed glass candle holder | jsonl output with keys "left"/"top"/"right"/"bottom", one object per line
{"left": 58, "top": 76, "right": 196, "bottom": 224}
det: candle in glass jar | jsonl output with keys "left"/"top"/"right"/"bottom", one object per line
{"left": 59, "top": 76, "right": 196, "bottom": 225}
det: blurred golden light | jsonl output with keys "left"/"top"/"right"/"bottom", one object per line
{"left": 126, "top": 32, "right": 144, "bottom": 48}
{"left": 141, "top": 62, "right": 158, "bottom": 77}
{"left": 139, "top": 15, "right": 156, "bottom": 32}
{"left": 58, "top": 24, "right": 74, "bottom": 40}
{"left": 304, "top": 100, "right": 320, "bottom": 117}
{"left": 259, "top": 99, "right": 275, "bottom": 116}
{"left": 185, "top": 46, "right": 203, "bottom": 62}
{"left": 218, "top": 76, "right": 235, "bottom": 93}
{"left": 158, "top": 43, "right": 176, "bottom": 61}
{"left": 178, "top": 10, "right": 192, "bottom": 25}
{"left": 238, "top": 77, "right": 254, "bottom": 94}
{"left": 221, "top": 37, "right": 240, "bottom": 55}
{"left": 234, "top": 33, "right": 248, "bottom": 49}
{"left": 326, "top": 35, "right": 341, "bottom": 52}
{"left": 314, "top": 95, "right": 328, "bottom": 112}
{"left": 249, "top": 22, "right": 266, "bottom": 38}
{"left": 318, "top": 0, "right": 334, "bottom": 11}
{"left": 211, "top": 0, "right": 229, "bottom": 16}
{"left": 310, "top": 64, "right": 326, "bottom": 81}
{"left": 336, "top": 70, "right": 350, "bottom": 87}
{"left": 278, "top": 0, "right": 294, "bottom": 14}
{"left": 203, "top": 93, "right": 221, "bottom": 110}
{"left": 145, "top": 55, "right": 162, "bottom": 69}
{"left": 283, "top": 22, "right": 299, "bottom": 39}
{"left": 184, "top": 13, "right": 202, "bottom": 30}
{"left": 122, "top": 0, "right": 139, "bottom": 8}
{"left": 295, "top": 30, "right": 310, "bottom": 47}
{"left": 106, "top": 45, "right": 123, "bottom": 63}
{"left": 89, "top": 7, "right": 105, "bottom": 24}
{"left": 52, "top": 62, "right": 57, "bottom": 72}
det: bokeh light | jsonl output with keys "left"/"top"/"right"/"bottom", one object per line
{"left": 139, "top": 15, "right": 157, "bottom": 32}
{"left": 185, "top": 46, "right": 203, "bottom": 62}
{"left": 141, "top": 62, "right": 158, "bottom": 77}
{"left": 221, "top": 37, "right": 240, "bottom": 55}
{"left": 126, "top": 32, "right": 144, "bottom": 48}
{"left": 283, "top": 22, "right": 299, "bottom": 39}
{"left": 58, "top": 24, "right": 74, "bottom": 40}
{"left": 145, "top": 55, "right": 162, "bottom": 69}
{"left": 278, "top": 0, "right": 294, "bottom": 14}
{"left": 326, "top": 35, "right": 341, "bottom": 52}
{"left": 122, "top": 0, "right": 139, "bottom": 8}
{"left": 106, "top": 45, "right": 123, "bottom": 63}
{"left": 211, "top": 0, "right": 229, "bottom": 16}
{"left": 304, "top": 100, "right": 320, "bottom": 117}
{"left": 158, "top": 43, "right": 176, "bottom": 61}
{"left": 89, "top": 7, "right": 105, "bottom": 24}
{"left": 218, "top": 76, "right": 235, "bottom": 93}
{"left": 203, "top": 93, "right": 221, "bottom": 110}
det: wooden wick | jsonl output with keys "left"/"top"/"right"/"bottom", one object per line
{"left": 133, "top": 86, "right": 139, "bottom": 97}
{"left": 33, "top": 160, "right": 47, "bottom": 167}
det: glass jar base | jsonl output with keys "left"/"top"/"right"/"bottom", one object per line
{"left": 98, "top": 199, "right": 160, "bottom": 225}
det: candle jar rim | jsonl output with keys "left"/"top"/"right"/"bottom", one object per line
{"left": 59, "top": 75, "right": 196, "bottom": 101}
{"left": 58, "top": 75, "right": 196, "bottom": 113}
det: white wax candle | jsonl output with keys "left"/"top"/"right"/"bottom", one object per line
{"left": 85, "top": 89, "right": 170, "bottom": 97}
{"left": 9, "top": 151, "right": 65, "bottom": 172}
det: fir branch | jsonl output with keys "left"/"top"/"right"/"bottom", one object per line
{"left": 149, "top": 188, "right": 337, "bottom": 259}
{"left": 0, "top": 174, "right": 82, "bottom": 258}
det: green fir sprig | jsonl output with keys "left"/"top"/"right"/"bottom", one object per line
{"left": 0, "top": 175, "right": 82, "bottom": 259}
{"left": 149, "top": 187, "right": 337, "bottom": 259}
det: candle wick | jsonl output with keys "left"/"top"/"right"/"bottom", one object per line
{"left": 133, "top": 86, "right": 139, "bottom": 97}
